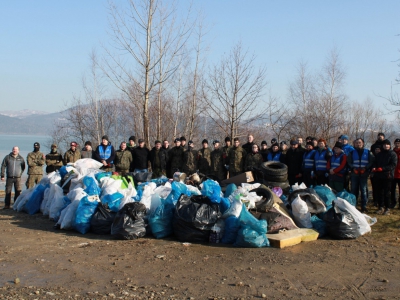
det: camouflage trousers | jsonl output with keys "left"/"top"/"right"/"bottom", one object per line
{"left": 26, "top": 174, "right": 43, "bottom": 189}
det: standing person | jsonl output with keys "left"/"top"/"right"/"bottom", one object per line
{"left": 267, "top": 143, "right": 285, "bottom": 163}
{"left": 371, "top": 132, "right": 385, "bottom": 155}
{"left": 347, "top": 138, "right": 375, "bottom": 212}
{"left": 391, "top": 138, "right": 400, "bottom": 208}
{"left": 180, "top": 136, "right": 187, "bottom": 151}
{"left": 286, "top": 140, "right": 304, "bottom": 186}
{"left": 64, "top": 141, "right": 81, "bottom": 164}
{"left": 26, "top": 142, "right": 45, "bottom": 188}
{"left": 149, "top": 140, "right": 167, "bottom": 178}
{"left": 182, "top": 140, "right": 198, "bottom": 176}
{"left": 168, "top": 138, "right": 184, "bottom": 176}
{"left": 162, "top": 139, "right": 170, "bottom": 175}
{"left": 81, "top": 141, "right": 93, "bottom": 159}
{"left": 127, "top": 136, "right": 136, "bottom": 172}
{"left": 340, "top": 134, "right": 355, "bottom": 191}
{"left": 94, "top": 135, "right": 115, "bottom": 172}
{"left": 228, "top": 137, "right": 247, "bottom": 177}
{"left": 297, "top": 137, "right": 305, "bottom": 151}
{"left": 210, "top": 140, "right": 225, "bottom": 181}
{"left": 114, "top": 142, "right": 133, "bottom": 176}
{"left": 280, "top": 141, "right": 288, "bottom": 154}
{"left": 131, "top": 139, "right": 150, "bottom": 173}
{"left": 314, "top": 139, "right": 332, "bottom": 185}
{"left": 302, "top": 141, "right": 316, "bottom": 187}
{"left": 198, "top": 139, "right": 212, "bottom": 175}
{"left": 269, "top": 138, "right": 278, "bottom": 151}
{"left": 370, "top": 146, "right": 381, "bottom": 207}
{"left": 45, "top": 144, "right": 63, "bottom": 174}
{"left": 242, "top": 134, "right": 256, "bottom": 154}
{"left": 222, "top": 137, "right": 232, "bottom": 179}
{"left": 1, "top": 147, "right": 25, "bottom": 209}
{"left": 259, "top": 141, "right": 269, "bottom": 161}
{"left": 244, "top": 144, "right": 263, "bottom": 171}
{"left": 372, "top": 139, "right": 397, "bottom": 215}
{"left": 327, "top": 142, "right": 347, "bottom": 192}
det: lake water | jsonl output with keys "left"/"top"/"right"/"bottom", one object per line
{"left": 0, "top": 134, "right": 51, "bottom": 191}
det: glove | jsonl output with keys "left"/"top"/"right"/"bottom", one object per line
{"left": 376, "top": 167, "right": 383, "bottom": 172}
{"left": 354, "top": 168, "right": 359, "bottom": 175}
{"left": 359, "top": 168, "right": 366, "bottom": 174}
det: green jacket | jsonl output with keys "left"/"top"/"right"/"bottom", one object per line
{"left": 211, "top": 148, "right": 225, "bottom": 181}
{"left": 27, "top": 151, "right": 45, "bottom": 175}
{"left": 182, "top": 148, "right": 198, "bottom": 175}
{"left": 244, "top": 152, "right": 263, "bottom": 171}
{"left": 63, "top": 149, "right": 81, "bottom": 165}
{"left": 198, "top": 148, "right": 212, "bottom": 174}
{"left": 228, "top": 146, "right": 247, "bottom": 173}
{"left": 114, "top": 149, "right": 133, "bottom": 172}
{"left": 168, "top": 146, "right": 184, "bottom": 172}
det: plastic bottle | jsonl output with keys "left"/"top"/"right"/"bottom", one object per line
{"left": 209, "top": 224, "right": 221, "bottom": 243}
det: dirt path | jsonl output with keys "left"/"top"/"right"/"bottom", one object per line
{"left": 1, "top": 207, "right": 400, "bottom": 299}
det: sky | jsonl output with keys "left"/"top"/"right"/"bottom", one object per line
{"left": 1, "top": 0, "right": 399, "bottom": 114}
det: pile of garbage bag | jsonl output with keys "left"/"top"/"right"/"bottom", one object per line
{"left": 12, "top": 162, "right": 376, "bottom": 248}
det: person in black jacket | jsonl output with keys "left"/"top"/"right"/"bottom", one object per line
{"left": 149, "top": 140, "right": 167, "bottom": 178}
{"left": 131, "top": 139, "right": 150, "bottom": 172}
{"left": 286, "top": 140, "right": 304, "bottom": 186}
{"left": 370, "top": 132, "right": 385, "bottom": 156}
{"left": 242, "top": 134, "right": 256, "bottom": 154}
{"left": 371, "top": 139, "right": 397, "bottom": 215}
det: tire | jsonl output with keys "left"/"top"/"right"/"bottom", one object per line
{"left": 262, "top": 179, "right": 290, "bottom": 194}
{"left": 249, "top": 187, "right": 274, "bottom": 212}
{"left": 264, "top": 173, "right": 288, "bottom": 183}
{"left": 261, "top": 162, "right": 288, "bottom": 177}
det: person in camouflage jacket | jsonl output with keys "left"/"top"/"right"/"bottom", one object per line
{"left": 222, "top": 137, "right": 232, "bottom": 178}
{"left": 244, "top": 144, "right": 263, "bottom": 171}
{"left": 114, "top": 142, "right": 133, "bottom": 175}
{"left": 228, "top": 137, "right": 247, "bottom": 177}
{"left": 63, "top": 141, "right": 81, "bottom": 165}
{"left": 198, "top": 139, "right": 212, "bottom": 175}
{"left": 26, "top": 142, "right": 45, "bottom": 188}
{"left": 167, "top": 138, "right": 184, "bottom": 177}
{"left": 45, "top": 144, "right": 63, "bottom": 173}
{"left": 210, "top": 140, "right": 225, "bottom": 181}
{"left": 182, "top": 140, "right": 198, "bottom": 176}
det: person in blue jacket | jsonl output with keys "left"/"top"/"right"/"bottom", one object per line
{"left": 340, "top": 134, "right": 355, "bottom": 191}
{"left": 314, "top": 138, "right": 332, "bottom": 185}
{"left": 266, "top": 143, "right": 285, "bottom": 163}
{"left": 302, "top": 141, "right": 316, "bottom": 187}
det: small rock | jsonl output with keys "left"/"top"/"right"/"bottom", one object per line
{"left": 14, "top": 278, "right": 20, "bottom": 284}
{"left": 35, "top": 291, "right": 40, "bottom": 295}
{"left": 236, "top": 282, "right": 244, "bottom": 287}
{"left": 46, "top": 292, "right": 55, "bottom": 296}
{"left": 261, "top": 294, "right": 267, "bottom": 298}
{"left": 383, "top": 279, "right": 389, "bottom": 283}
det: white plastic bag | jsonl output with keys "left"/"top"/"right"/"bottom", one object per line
{"left": 119, "top": 183, "right": 137, "bottom": 210}
{"left": 49, "top": 185, "right": 65, "bottom": 219}
{"left": 291, "top": 182, "right": 307, "bottom": 191}
{"left": 291, "top": 195, "right": 312, "bottom": 228}
{"left": 140, "top": 182, "right": 157, "bottom": 210}
{"left": 363, "top": 214, "right": 377, "bottom": 226}
{"left": 186, "top": 184, "right": 201, "bottom": 195}
{"left": 40, "top": 187, "right": 50, "bottom": 214}
{"left": 73, "top": 158, "right": 104, "bottom": 171}
{"left": 67, "top": 187, "right": 87, "bottom": 202}
{"left": 60, "top": 199, "right": 80, "bottom": 230}
{"left": 335, "top": 197, "right": 371, "bottom": 236}
{"left": 43, "top": 184, "right": 59, "bottom": 216}
{"left": 153, "top": 185, "right": 172, "bottom": 199}
{"left": 222, "top": 189, "right": 243, "bottom": 219}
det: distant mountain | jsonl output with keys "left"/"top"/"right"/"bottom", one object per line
{"left": 0, "top": 109, "right": 51, "bottom": 118}
{"left": 0, "top": 111, "right": 65, "bottom": 136}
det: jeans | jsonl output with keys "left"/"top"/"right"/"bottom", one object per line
{"left": 134, "top": 168, "right": 148, "bottom": 173}
{"left": 350, "top": 175, "right": 368, "bottom": 209}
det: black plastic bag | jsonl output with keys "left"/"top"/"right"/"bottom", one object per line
{"left": 322, "top": 203, "right": 360, "bottom": 239}
{"left": 111, "top": 202, "right": 147, "bottom": 240}
{"left": 130, "top": 172, "right": 153, "bottom": 184}
{"left": 90, "top": 203, "right": 117, "bottom": 235}
{"left": 173, "top": 195, "right": 220, "bottom": 243}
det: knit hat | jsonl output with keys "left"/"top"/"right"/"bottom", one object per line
{"left": 306, "top": 141, "right": 314, "bottom": 147}
{"left": 280, "top": 141, "right": 287, "bottom": 145}
{"left": 333, "top": 142, "right": 343, "bottom": 149}
{"left": 271, "top": 138, "right": 277, "bottom": 144}
{"left": 261, "top": 140, "right": 267, "bottom": 146}
{"left": 340, "top": 135, "right": 349, "bottom": 141}
{"left": 102, "top": 135, "right": 109, "bottom": 141}
{"left": 395, "top": 138, "right": 400, "bottom": 143}
{"left": 34, "top": 142, "right": 40, "bottom": 148}
{"left": 225, "top": 137, "right": 231, "bottom": 142}
{"left": 70, "top": 141, "right": 77, "bottom": 147}
{"left": 290, "top": 139, "right": 298, "bottom": 145}
{"left": 188, "top": 140, "right": 193, "bottom": 145}
{"left": 51, "top": 144, "right": 57, "bottom": 148}
{"left": 174, "top": 138, "right": 180, "bottom": 143}
{"left": 202, "top": 139, "right": 208, "bottom": 144}
{"left": 378, "top": 132, "right": 385, "bottom": 137}
{"left": 129, "top": 136, "right": 136, "bottom": 142}
{"left": 84, "top": 141, "right": 92, "bottom": 146}
{"left": 213, "top": 140, "right": 220, "bottom": 145}
{"left": 382, "top": 139, "right": 391, "bottom": 146}
{"left": 138, "top": 138, "right": 144, "bottom": 143}
{"left": 155, "top": 140, "right": 161, "bottom": 144}
{"left": 180, "top": 136, "right": 186, "bottom": 141}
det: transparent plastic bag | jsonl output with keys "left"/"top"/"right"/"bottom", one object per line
{"left": 291, "top": 195, "right": 312, "bottom": 228}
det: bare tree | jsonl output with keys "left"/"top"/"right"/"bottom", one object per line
{"left": 204, "top": 41, "right": 268, "bottom": 139}
{"left": 101, "top": 0, "right": 193, "bottom": 146}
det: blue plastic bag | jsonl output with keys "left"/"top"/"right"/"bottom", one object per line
{"left": 133, "top": 182, "right": 148, "bottom": 201}
{"left": 148, "top": 200, "right": 175, "bottom": 239}
{"left": 53, "top": 196, "right": 72, "bottom": 222}
{"left": 224, "top": 183, "right": 237, "bottom": 198}
{"left": 314, "top": 186, "right": 336, "bottom": 207}
{"left": 221, "top": 216, "right": 240, "bottom": 244}
{"left": 102, "top": 192, "right": 124, "bottom": 212}
{"left": 24, "top": 184, "right": 47, "bottom": 215}
{"left": 234, "top": 204, "right": 269, "bottom": 248}
{"left": 83, "top": 176, "right": 101, "bottom": 196}
{"left": 336, "top": 191, "right": 356, "bottom": 206}
{"left": 95, "top": 172, "right": 112, "bottom": 183}
{"left": 311, "top": 215, "right": 327, "bottom": 238}
{"left": 59, "top": 166, "right": 68, "bottom": 179}
{"left": 73, "top": 196, "right": 99, "bottom": 234}
{"left": 151, "top": 176, "right": 169, "bottom": 186}
{"left": 219, "top": 197, "right": 230, "bottom": 214}
{"left": 201, "top": 180, "right": 221, "bottom": 203}
{"left": 165, "top": 181, "right": 190, "bottom": 205}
